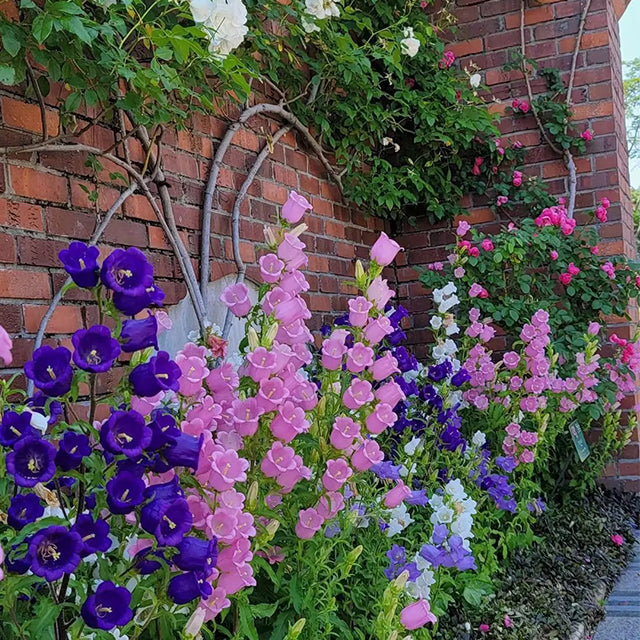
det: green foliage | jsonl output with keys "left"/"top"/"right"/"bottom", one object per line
{"left": 624, "top": 57, "right": 640, "bottom": 161}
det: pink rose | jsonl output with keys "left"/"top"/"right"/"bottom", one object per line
{"left": 581, "top": 129, "right": 593, "bottom": 142}
{"left": 550, "top": 250, "right": 558, "bottom": 261}
{"left": 559, "top": 272, "right": 572, "bottom": 286}
{"left": 611, "top": 534, "right": 624, "bottom": 546}
{"left": 481, "top": 238, "right": 494, "bottom": 251}
{"left": 513, "top": 170, "right": 523, "bottom": 187}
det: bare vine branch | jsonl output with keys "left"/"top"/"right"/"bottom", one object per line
{"left": 24, "top": 59, "right": 48, "bottom": 142}
{"left": 520, "top": 0, "right": 591, "bottom": 218}
{"left": 201, "top": 101, "right": 343, "bottom": 304}
{"left": 221, "top": 125, "right": 292, "bottom": 340}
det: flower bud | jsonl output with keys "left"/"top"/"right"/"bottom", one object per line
{"left": 394, "top": 569, "right": 410, "bottom": 589}
{"left": 246, "top": 481, "right": 259, "bottom": 510}
{"left": 355, "top": 260, "right": 365, "bottom": 284}
{"left": 185, "top": 607, "right": 205, "bottom": 639}
{"left": 247, "top": 327, "right": 260, "bottom": 350}
{"left": 265, "top": 519, "right": 280, "bottom": 538}
{"left": 264, "top": 226, "right": 277, "bottom": 246}
{"left": 264, "top": 322, "right": 279, "bottom": 347}
{"left": 286, "top": 619, "right": 306, "bottom": 640}
{"left": 289, "top": 223, "right": 308, "bottom": 238}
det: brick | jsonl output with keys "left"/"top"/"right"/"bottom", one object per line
{"left": 46, "top": 207, "right": 96, "bottom": 239}
{"left": 10, "top": 165, "right": 68, "bottom": 204}
{"left": 148, "top": 225, "right": 170, "bottom": 250}
{"left": 1, "top": 96, "right": 59, "bottom": 137}
{"left": 18, "top": 236, "right": 68, "bottom": 268}
{"left": 448, "top": 38, "right": 484, "bottom": 58}
{"left": 0, "top": 269, "right": 50, "bottom": 299}
{"left": 102, "top": 218, "right": 148, "bottom": 248}
{"left": 0, "top": 232, "right": 16, "bottom": 263}
{"left": 0, "top": 199, "right": 42, "bottom": 230}
{"left": 262, "top": 182, "right": 288, "bottom": 204}
{"left": 23, "top": 304, "right": 83, "bottom": 334}
{"left": 163, "top": 151, "right": 199, "bottom": 179}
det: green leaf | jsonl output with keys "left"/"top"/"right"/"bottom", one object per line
{"left": 0, "top": 64, "right": 16, "bottom": 85}
{"left": 32, "top": 14, "right": 54, "bottom": 44}
{"left": 2, "top": 29, "right": 22, "bottom": 57}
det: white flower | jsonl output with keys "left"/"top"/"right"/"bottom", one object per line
{"left": 445, "top": 322, "right": 459, "bottom": 336}
{"left": 431, "top": 504, "right": 454, "bottom": 525}
{"left": 399, "top": 463, "right": 417, "bottom": 478}
{"left": 404, "top": 436, "right": 423, "bottom": 456}
{"left": 469, "top": 73, "right": 482, "bottom": 88}
{"left": 450, "top": 513, "right": 474, "bottom": 540}
{"left": 305, "top": 0, "right": 340, "bottom": 21}
{"left": 430, "top": 316, "right": 443, "bottom": 330}
{"left": 28, "top": 411, "right": 48, "bottom": 434}
{"left": 444, "top": 478, "right": 466, "bottom": 501}
{"left": 190, "top": 0, "right": 248, "bottom": 58}
{"left": 406, "top": 567, "right": 435, "bottom": 600}
{"left": 472, "top": 431, "right": 486, "bottom": 447}
{"left": 401, "top": 27, "right": 420, "bottom": 58}
{"left": 387, "top": 503, "right": 414, "bottom": 537}
{"left": 438, "top": 294, "right": 459, "bottom": 314}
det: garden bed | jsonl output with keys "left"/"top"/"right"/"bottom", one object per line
{"left": 435, "top": 489, "right": 640, "bottom": 640}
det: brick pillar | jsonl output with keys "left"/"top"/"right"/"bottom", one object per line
{"left": 394, "top": 0, "right": 640, "bottom": 491}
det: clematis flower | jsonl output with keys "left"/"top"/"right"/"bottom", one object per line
{"left": 371, "top": 232, "right": 403, "bottom": 266}
{"left": 72, "top": 325, "right": 121, "bottom": 373}
{"left": 129, "top": 351, "right": 181, "bottom": 397}
{"left": 281, "top": 190, "right": 312, "bottom": 224}
{"left": 101, "top": 247, "right": 153, "bottom": 296}
{"left": 24, "top": 346, "right": 73, "bottom": 397}
{"left": 400, "top": 599, "right": 437, "bottom": 630}
{"left": 120, "top": 316, "right": 158, "bottom": 352}
{"left": 6, "top": 436, "right": 57, "bottom": 487}
{"left": 400, "top": 27, "right": 420, "bottom": 57}
{"left": 82, "top": 581, "right": 133, "bottom": 630}
{"left": 72, "top": 514, "right": 111, "bottom": 556}
{"left": 7, "top": 493, "right": 44, "bottom": 529}
{"left": 55, "top": 432, "right": 91, "bottom": 471}
{"left": 101, "top": 410, "right": 152, "bottom": 458}
{"left": 58, "top": 241, "right": 100, "bottom": 289}
{"left": 29, "top": 525, "right": 82, "bottom": 581}
{"left": 0, "top": 324, "right": 13, "bottom": 365}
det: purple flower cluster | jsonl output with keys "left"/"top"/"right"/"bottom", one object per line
{"left": 384, "top": 544, "right": 420, "bottom": 580}
{"left": 420, "top": 524, "right": 476, "bottom": 571}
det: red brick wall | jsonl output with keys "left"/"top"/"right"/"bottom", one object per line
{"left": 0, "top": 87, "right": 384, "bottom": 383}
{"left": 394, "top": 0, "right": 639, "bottom": 491}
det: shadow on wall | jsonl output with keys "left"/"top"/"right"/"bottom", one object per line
{"left": 157, "top": 275, "right": 258, "bottom": 357}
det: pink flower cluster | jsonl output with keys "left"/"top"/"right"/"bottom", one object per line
{"left": 439, "top": 50, "right": 456, "bottom": 69}
{"left": 534, "top": 203, "right": 576, "bottom": 236}
{"left": 502, "top": 422, "right": 538, "bottom": 465}
{"left": 595, "top": 197, "right": 610, "bottom": 223}
{"left": 511, "top": 98, "right": 530, "bottom": 113}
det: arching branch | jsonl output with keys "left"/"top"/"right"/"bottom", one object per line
{"left": 201, "top": 101, "right": 343, "bottom": 304}
{"left": 221, "top": 125, "right": 292, "bottom": 340}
